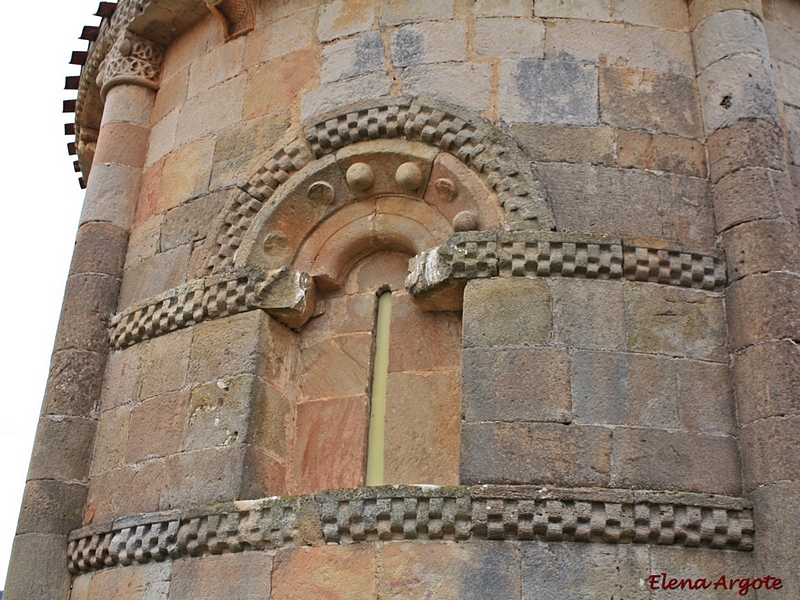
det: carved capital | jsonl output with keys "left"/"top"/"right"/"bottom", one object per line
{"left": 205, "top": 0, "right": 256, "bottom": 41}
{"left": 97, "top": 31, "right": 164, "bottom": 101}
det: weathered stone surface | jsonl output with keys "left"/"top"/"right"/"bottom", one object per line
{"left": 649, "top": 546, "right": 755, "bottom": 599}
{"left": 321, "top": 31, "right": 385, "bottom": 82}
{"left": 774, "top": 58, "right": 800, "bottom": 107}
{"left": 86, "top": 562, "right": 171, "bottom": 600}
{"left": 244, "top": 50, "right": 317, "bottom": 120}
{"left": 3, "top": 533, "right": 72, "bottom": 600}
{"left": 161, "top": 188, "right": 234, "bottom": 251}
{"left": 500, "top": 59, "right": 598, "bottom": 125}
{"left": 151, "top": 66, "right": 189, "bottom": 125}
{"left": 28, "top": 417, "right": 96, "bottom": 481}
{"left": 126, "top": 391, "right": 189, "bottom": 463}
{"left": 522, "top": 542, "right": 650, "bottom": 600}
{"left": 741, "top": 415, "right": 800, "bottom": 490}
{"left": 302, "top": 72, "right": 393, "bottom": 119}
{"left": 474, "top": 0, "right": 532, "bottom": 16}
{"left": 402, "top": 63, "right": 492, "bottom": 115}
{"left": 43, "top": 349, "right": 107, "bottom": 417}
{"left": 763, "top": 0, "right": 800, "bottom": 31}
{"left": 92, "top": 405, "right": 130, "bottom": 475}
{"left": 734, "top": 340, "right": 800, "bottom": 424}
{"left": 139, "top": 328, "right": 192, "bottom": 399}
{"left": 460, "top": 422, "right": 612, "bottom": 486}
{"left": 391, "top": 21, "right": 467, "bottom": 67}
{"left": 184, "top": 376, "right": 259, "bottom": 451}
{"left": 511, "top": 124, "right": 615, "bottom": 165}
{"left": 253, "top": 379, "right": 291, "bottom": 458}
{"left": 94, "top": 122, "right": 150, "bottom": 170}
{"left": 624, "top": 282, "right": 728, "bottom": 362}
{"left": 723, "top": 218, "right": 800, "bottom": 280}
{"left": 272, "top": 545, "right": 375, "bottom": 599}
{"left": 617, "top": 130, "right": 707, "bottom": 178}
{"left": 628, "top": 27, "right": 694, "bottom": 75}
{"left": 84, "top": 462, "right": 164, "bottom": 524}
{"left": 544, "top": 19, "right": 626, "bottom": 65}
{"left": 535, "top": 0, "right": 611, "bottom": 20}
{"left": 380, "top": 0, "right": 454, "bottom": 25}
{"left": 600, "top": 68, "right": 702, "bottom": 138}
{"left": 713, "top": 168, "right": 796, "bottom": 232}
{"left": 174, "top": 75, "right": 247, "bottom": 147}
{"left": 698, "top": 54, "right": 780, "bottom": 135}
{"left": 159, "top": 16, "right": 217, "bottom": 82}
{"left": 318, "top": 0, "right": 375, "bottom": 41}
{"left": 17, "top": 479, "right": 84, "bottom": 536}
{"left": 462, "top": 278, "right": 551, "bottom": 348}
{"left": 299, "top": 332, "right": 371, "bottom": 399}
{"left": 765, "top": 19, "right": 800, "bottom": 69}
{"left": 474, "top": 18, "right": 544, "bottom": 59}
{"left": 785, "top": 103, "right": 800, "bottom": 166}
{"left": 100, "top": 84, "right": 155, "bottom": 128}
{"left": 54, "top": 273, "right": 120, "bottom": 354}
{"left": 552, "top": 279, "right": 625, "bottom": 349}
{"left": 170, "top": 553, "right": 272, "bottom": 599}
{"left": 463, "top": 347, "right": 572, "bottom": 423}
{"left": 382, "top": 541, "right": 521, "bottom": 600}
{"left": 693, "top": 9, "right": 769, "bottom": 73}
{"left": 750, "top": 481, "right": 800, "bottom": 597}
{"left": 243, "top": 8, "right": 314, "bottom": 68}
{"left": 135, "top": 165, "right": 164, "bottom": 227}
{"left": 157, "top": 136, "right": 215, "bottom": 212}
{"left": 689, "top": 0, "right": 763, "bottom": 30}
{"left": 187, "top": 36, "right": 245, "bottom": 98}
{"left": 70, "top": 222, "right": 127, "bottom": 277}
{"left": 80, "top": 163, "right": 141, "bottom": 228}
{"left": 388, "top": 292, "right": 461, "bottom": 372}
{"left": 611, "top": 0, "right": 688, "bottom": 30}
{"left": 611, "top": 428, "right": 741, "bottom": 494}
{"left": 146, "top": 107, "right": 180, "bottom": 168}
{"left": 706, "top": 118, "right": 785, "bottom": 183}
{"left": 726, "top": 272, "right": 800, "bottom": 350}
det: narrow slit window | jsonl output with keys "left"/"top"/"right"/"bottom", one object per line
{"left": 366, "top": 290, "right": 392, "bottom": 486}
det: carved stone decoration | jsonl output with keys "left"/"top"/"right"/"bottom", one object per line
{"left": 96, "top": 30, "right": 164, "bottom": 101}
{"left": 76, "top": 127, "right": 99, "bottom": 173}
{"left": 205, "top": 0, "right": 256, "bottom": 41}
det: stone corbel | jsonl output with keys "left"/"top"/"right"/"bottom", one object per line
{"left": 96, "top": 30, "right": 165, "bottom": 101}
{"left": 205, "top": 0, "right": 256, "bottom": 41}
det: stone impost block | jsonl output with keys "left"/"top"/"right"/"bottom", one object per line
{"left": 688, "top": 0, "right": 763, "bottom": 30}
{"left": 462, "top": 278, "right": 551, "bottom": 348}
{"left": 706, "top": 118, "right": 785, "bottom": 184}
{"left": 552, "top": 279, "right": 625, "bottom": 349}
{"left": 402, "top": 63, "right": 493, "bottom": 115}
{"left": 54, "top": 273, "right": 120, "bottom": 354}
{"left": 170, "top": 553, "right": 272, "bottom": 600}
{"left": 17, "top": 480, "right": 87, "bottom": 535}
{"left": 499, "top": 59, "right": 598, "bottom": 125}
{"left": 511, "top": 123, "right": 615, "bottom": 165}
{"left": 272, "top": 545, "right": 376, "bottom": 600}
{"left": 318, "top": 0, "right": 374, "bottom": 42}
{"left": 474, "top": 17, "right": 544, "bottom": 59}
{"left": 463, "top": 346, "right": 571, "bottom": 423}
{"left": 391, "top": 20, "right": 467, "bottom": 67}
{"left": 726, "top": 272, "right": 800, "bottom": 350}
{"left": 70, "top": 222, "right": 128, "bottom": 278}
{"left": 611, "top": 428, "right": 741, "bottom": 495}
{"left": 321, "top": 31, "right": 385, "bottom": 83}
{"left": 698, "top": 54, "right": 781, "bottom": 135}
{"left": 3, "top": 533, "right": 72, "bottom": 600}
{"left": 80, "top": 163, "right": 141, "bottom": 229}
{"left": 741, "top": 415, "right": 800, "bottom": 490}
{"left": 734, "top": 340, "right": 800, "bottom": 424}
{"left": 693, "top": 9, "right": 769, "bottom": 73}
{"left": 616, "top": 130, "right": 707, "bottom": 178}
{"left": 43, "top": 349, "right": 107, "bottom": 417}
{"left": 722, "top": 218, "right": 800, "bottom": 280}
{"left": 28, "top": 416, "right": 96, "bottom": 482}
{"left": 460, "top": 422, "right": 613, "bottom": 487}
{"left": 599, "top": 68, "right": 702, "bottom": 138}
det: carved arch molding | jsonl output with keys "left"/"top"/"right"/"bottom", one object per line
{"left": 110, "top": 97, "right": 727, "bottom": 348}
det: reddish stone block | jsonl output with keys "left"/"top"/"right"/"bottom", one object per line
{"left": 244, "top": 49, "right": 318, "bottom": 120}
{"left": 299, "top": 332, "right": 372, "bottom": 400}
{"left": 135, "top": 157, "right": 164, "bottom": 226}
{"left": 84, "top": 462, "right": 164, "bottom": 524}
{"left": 125, "top": 390, "right": 190, "bottom": 463}
{"left": 170, "top": 553, "right": 272, "bottom": 600}
{"left": 272, "top": 545, "right": 376, "bottom": 600}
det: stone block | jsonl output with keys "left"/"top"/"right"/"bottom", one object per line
{"left": 689, "top": 0, "right": 763, "bottom": 30}
{"left": 272, "top": 545, "right": 376, "bottom": 600}
{"left": 321, "top": 31, "right": 385, "bottom": 82}
{"left": 499, "top": 59, "right": 598, "bottom": 125}
{"left": 649, "top": 546, "right": 755, "bottom": 599}
{"left": 388, "top": 292, "right": 461, "bottom": 372}
{"left": 80, "top": 163, "right": 141, "bottom": 228}
{"left": 474, "top": 0, "right": 532, "bottom": 16}
{"left": 616, "top": 130, "right": 707, "bottom": 178}
{"left": 401, "top": 63, "right": 492, "bottom": 115}
{"left": 126, "top": 391, "right": 190, "bottom": 463}
{"left": 552, "top": 279, "right": 625, "bottom": 349}
{"left": 599, "top": 68, "right": 702, "bottom": 138}
{"left": 384, "top": 370, "right": 461, "bottom": 485}
{"left": 3, "top": 533, "right": 72, "bottom": 600}
{"left": 87, "top": 562, "right": 171, "bottom": 600}
{"left": 160, "top": 15, "right": 216, "bottom": 83}
{"left": 43, "top": 349, "right": 107, "bottom": 417}
{"left": 381, "top": 541, "right": 521, "bottom": 600}
{"left": 511, "top": 123, "right": 615, "bottom": 165}
{"left": 244, "top": 49, "right": 318, "bottom": 120}
{"left": 763, "top": 0, "right": 800, "bottom": 31}
{"left": 774, "top": 59, "right": 800, "bottom": 106}
{"left": 750, "top": 481, "right": 800, "bottom": 597}
{"left": 91, "top": 405, "right": 130, "bottom": 475}
{"left": 100, "top": 347, "right": 142, "bottom": 411}
{"left": 117, "top": 244, "right": 192, "bottom": 309}
{"left": 161, "top": 188, "right": 234, "bottom": 251}
{"left": 391, "top": 21, "right": 467, "bottom": 67}
{"left": 675, "top": 359, "right": 737, "bottom": 435}
{"left": 243, "top": 8, "right": 315, "bottom": 68}
{"left": 624, "top": 282, "right": 728, "bottom": 362}
{"left": 28, "top": 416, "right": 95, "bottom": 481}
{"left": 628, "top": 27, "right": 694, "bottom": 75}
{"left": 139, "top": 329, "right": 192, "bottom": 399}
{"left": 522, "top": 542, "right": 650, "bottom": 600}
{"left": 157, "top": 136, "right": 216, "bottom": 212}
{"left": 187, "top": 36, "right": 245, "bottom": 98}
{"left": 460, "top": 422, "right": 612, "bottom": 486}
{"left": 302, "top": 72, "right": 393, "bottom": 120}
{"left": 94, "top": 122, "right": 150, "bottom": 169}
{"left": 146, "top": 108, "right": 180, "bottom": 168}
{"left": 70, "top": 221, "right": 127, "bottom": 277}
{"left": 765, "top": 20, "right": 800, "bottom": 69}
{"left": 174, "top": 74, "right": 247, "bottom": 148}
{"left": 463, "top": 346, "right": 571, "bottom": 423}
{"left": 785, "top": 104, "right": 800, "bottom": 166}
{"left": 612, "top": 427, "right": 741, "bottom": 494}
{"left": 741, "top": 415, "right": 800, "bottom": 490}
{"left": 544, "top": 19, "right": 627, "bottom": 66}
{"left": 380, "top": 0, "right": 455, "bottom": 25}
{"left": 17, "top": 480, "right": 87, "bottom": 535}
{"left": 726, "top": 272, "right": 800, "bottom": 350}
{"left": 462, "top": 278, "right": 551, "bottom": 348}
{"left": 535, "top": 0, "right": 611, "bottom": 21}
{"left": 84, "top": 462, "right": 164, "bottom": 524}
{"left": 734, "top": 340, "right": 800, "bottom": 424}
{"left": 54, "top": 273, "right": 120, "bottom": 354}
{"left": 184, "top": 376, "right": 259, "bottom": 451}
{"left": 151, "top": 66, "right": 189, "bottom": 125}
{"left": 253, "top": 379, "right": 291, "bottom": 458}
{"left": 693, "top": 10, "right": 769, "bottom": 73}
{"left": 318, "top": 0, "right": 375, "bottom": 42}
{"left": 698, "top": 54, "right": 780, "bottom": 135}
{"left": 135, "top": 164, "right": 164, "bottom": 227}
{"left": 170, "top": 553, "right": 272, "bottom": 600}
{"left": 100, "top": 84, "right": 154, "bottom": 128}
{"left": 722, "top": 218, "right": 800, "bottom": 280}
{"left": 299, "top": 332, "right": 371, "bottom": 399}
{"left": 290, "top": 395, "right": 369, "bottom": 494}
{"left": 611, "top": 0, "right": 689, "bottom": 30}
{"left": 71, "top": 573, "right": 92, "bottom": 600}
{"left": 706, "top": 118, "right": 785, "bottom": 183}
{"left": 474, "top": 17, "right": 544, "bottom": 59}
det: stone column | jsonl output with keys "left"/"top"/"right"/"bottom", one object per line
{"left": 691, "top": 0, "right": 800, "bottom": 593}
{"left": 4, "top": 31, "right": 163, "bottom": 600}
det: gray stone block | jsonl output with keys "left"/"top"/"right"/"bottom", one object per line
{"left": 117, "top": 244, "right": 192, "bottom": 310}
{"left": 649, "top": 546, "right": 755, "bottom": 599}
{"left": 741, "top": 414, "right": 800, "bottom": 490}
{"left": 706, "top": 118, "right": 785, "bottom": 184}
{"left": 43, "top": 349, "right": 107, "bottom": 417}
{"left": 722, "top": 218, "right": 800, "bottom": 280}
{"left": 321, "top": 31, "right": 386, "bottom": 83}
{"left": 28, "top": 416, "right": 96, "bottom": 481}
{"left": 401, "top": 62, "right": 493, "bottom": 114}
{"left": 3, "top": 533, "right": 72, "bottom": 600}
{"left": 734, "top": 340, "right": 800, "bottom": 424}
{"left": 693, "top": 9, "right": 769, "bottom": 73}
{"left": 302, "top": 72, "right": 393, "bottom": 120}
{"left": 17, "top": 480, "right": 87, "bottom": 535}
{"left": 551, "top": 279, "right": 625, "bottom": 350}
{"left": 170, "top": 554, "right": 273, "bottom": 600}
{"left": 726, "top": 272, "right": 800, "bottom": 351}
{"left": 391, "top": 21, "right": 467, "bottom": 67}
{"left": 474, "top": 18, "right": 544, "bottom": 59}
